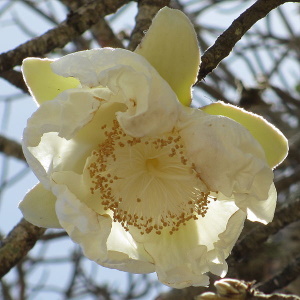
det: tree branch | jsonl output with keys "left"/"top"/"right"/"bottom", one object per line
{"left": 0, "top": 219, "right": 46, "bottom": 278}
{"left": 198, "top": 0, "right": 300, "bottom": 81}
{"left": 91, "top": 18, "right": 124, "bottom": 48}
{"left": 256, "top": 254, "right": 300, "bottom": 294}
{"left": 230, "top": 199, "right": 300, "bottom": 262}
{"left": 91, "top": 17, "right": 124, "bottom": 48}
{"left": 0, "top": 135, "right": 26, "bottom": 162}
{"left": 0, "top": 0, "right": 129, "bottom": 74}
{"left": 0, "top": 70, "right": 29, "bottom": 94}
{"left": 60, "top": 0, "right": 124, "bottom": 48}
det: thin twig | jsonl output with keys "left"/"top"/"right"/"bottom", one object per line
{"left": 0, "top": 0, "right": 129, "bottom": 74}
{"left": 198, "top": 0, "right": 300, "bottom": 81}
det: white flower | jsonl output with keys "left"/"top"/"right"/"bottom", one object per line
{"left": 19, "top": 7, "right": 288, "bottom": 288}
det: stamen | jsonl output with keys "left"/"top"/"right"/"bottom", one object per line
{"left": 87, "top": 119, "right": 212, "bottom": 235}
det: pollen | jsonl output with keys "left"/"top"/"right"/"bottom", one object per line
{"left": 87, "top": 119, "right": 212, "bottom": 235}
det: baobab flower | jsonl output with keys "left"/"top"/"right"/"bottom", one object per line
{"left": 19, "top": 7, "right": 288, "bottom": 288}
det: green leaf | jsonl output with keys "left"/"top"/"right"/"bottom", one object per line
{"left": 135, "top": 7, "right": 200, "bottom": 107}
{"left": 202, "top": 102, "right": 288, "bottom": 168}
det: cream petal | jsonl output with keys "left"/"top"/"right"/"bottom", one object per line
{"left": 22, "top": 58, "right": 80, "bottom": 105}
{"left": 238, "top": 183, "right": 277, "bottom": 224}
{"left": 24, "top": 88, "right": 101, "bottom": 147}
{"left": 51, "top": 48, "right": 159, "bottom": 89}
{"left": 19, "top": 182, "right": 61, "bottom": 228}
{"left": 23, "top": 132, "right": 73, "bottom": 188}
{"left": 202, "top": 101, "right": 289, "bottom": 168}
{"left": 194, "top": 199, "right": 241, "bottom": 251}
{"left": 135, "top": 7, "right": 200, "bottom": 106}
{"left": 207, "top": 209, "right": 246, "bottom": 277}
{"left": 22, "top": 88, "right": 117, "bottom": 187}
{"left": 213, "top": 209, "right": 246, "bottom": 258}
{"left": 52, "top": 171, "right": 154, "bottom": 273}
{"left": 134, "top": 200, "right": 242, "bottom": 288}
{"left": 104, "top": 222, "right": 155, "bottom": 273}
{"left": 54, "top": 183, "right": 110, "bottom": 261}
{"left": 52, "top": 170, "right": 105, "bottom": 215}
{"left": 157, "top": 257, "right": 210, "bottom": 289}
{"left": 179, "top": 109, "right": 273, "bottom": 198}
{"left": 51, "top": 48, "right": 180, "bottom": 137}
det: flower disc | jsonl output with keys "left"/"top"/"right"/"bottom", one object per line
{"left": 87, "top": 120, "right": 213, "bottom": 235}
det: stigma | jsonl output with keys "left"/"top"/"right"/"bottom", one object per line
{"left": 87, "top": 119, "right": 212, "bottom": 235}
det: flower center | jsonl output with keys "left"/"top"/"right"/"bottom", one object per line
{"left": 146, "top": 158, "right": 159, "bottom": 172}
{"left": 88, "top": 119, "right": 212, "bottom": 235}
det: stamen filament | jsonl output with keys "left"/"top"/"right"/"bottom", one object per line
{"left": 87, "top": 119, "right": 211, "bottom": 235}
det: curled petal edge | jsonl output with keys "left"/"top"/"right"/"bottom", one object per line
{"left": 52, "top": 179, "right": 155, "bottom": 274}
{"left": 22, "top": 58, "right": 80, "bottom": 105}
{"left": 202, "top": 101, "right": 288, "bottom": 168}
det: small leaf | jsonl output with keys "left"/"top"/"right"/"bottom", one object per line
{"left": 202, "top": 101, "right": 288, "bottom": 168}
{"left": 135, "top": 7, "right": 200, "bottom": 106}
{"left": 22, "top": 58, "right": 80, "bottom": 105}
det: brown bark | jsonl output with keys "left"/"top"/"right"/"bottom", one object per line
{"left": 0, "top": 0, "right": 129, "bottom": 74}
{"left": 0, "top": 219, "right": 46, "bottom": 278}
{"left": 0, "top": 135, "right": 26, "bottom": 162}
